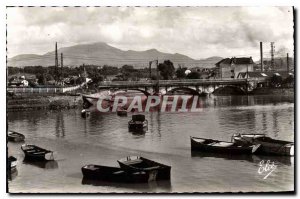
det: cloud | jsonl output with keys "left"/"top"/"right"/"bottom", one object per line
{"left": 7, "top": 7, "right": 294, "bottom": 60}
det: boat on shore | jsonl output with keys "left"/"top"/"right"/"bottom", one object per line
{"left": 8, "top": 156, "right": 17, "bottom": 172}
{"left": 8, "top": 131, "right": 25, "bottom": 142}
{"left": 190, "top": 136, "right": 260, "bottom": 154}
{"left": 82, "top": 164, "right": 153, "bottom": 183}
{"left": 117, "top": 108, "right": 128, "bottom": 116}
{"left": 82, "top": 90, "right": 113, "bottom": 109}
{"left": 232, "top": 133, "right": 294, "bottom": 156}
{"left": 21, "top": 144, "right": 55, "bottom": 161}
{"left": 128, "top": 114, "right": 148, "bottom": 132}
{"left": 117, "top": 156, "right": 171, "bottom": 181}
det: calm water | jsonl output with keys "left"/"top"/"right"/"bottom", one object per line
{"left": 7, "top": 95, "right": 294, "bottom": 193}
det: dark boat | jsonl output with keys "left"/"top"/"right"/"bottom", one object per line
{"left": 8, "top": 131, "right": 25, "bottom": 142}
{"left": 232, "top": 133, "right": 294, "bottom": 156}
{"left": 128, "top": 114, "right": 148, "bottom": 132}
{"left": 117, "top": 108, "right": 128, "bottom": 116}
{"left": 117, "top": 156, "right": 171, "bottom": 181}
{"left": 82, "top": 164, "right": 154, "bottom": 183}
{"left": 21, "top": 144, "right": 55, "bottom": 161}
{"left": 8, "top": 156, "right": 17, "bottom": 172}
{"left": 190, "top": 136, "right": 260, "bottom": 154}
{"left": 81, "top": 109, "right": 90, "bottom": 118}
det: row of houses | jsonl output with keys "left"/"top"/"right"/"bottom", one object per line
{"left": 215, "top": 57, "right": 293, "bottom": 80}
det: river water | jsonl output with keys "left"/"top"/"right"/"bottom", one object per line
{"left": 7, "top": 94, "right": 294, "bottom": 193}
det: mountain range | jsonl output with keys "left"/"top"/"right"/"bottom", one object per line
{"left": 8, "top": 42, "right": 223, "bottom": 69}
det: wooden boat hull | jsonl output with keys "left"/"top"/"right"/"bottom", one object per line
{"left": 190, "top": 136, "right": 257, "bottom": 154}
{"left": 128, "top": 121, "right": 148, "bottom": 131}
{"left": 117, "top": 110, "right": 128, "bottom": 116}
{"left": 21, "top": 144, "right": 54, "bottom": 161}
{"left": 8, "top": 156, "right": 17, "bottom": 172}
{"left": 81, "top": 165, "right": 152, "bottom": 183}
{"left": 232, "top": 134, "right": 294, "bottom": 156}
{"left": 117, "top": 156, "right": 171, "bottom": 181}
{"left": 8, "top": 131, "right": 25, "bottom": 142}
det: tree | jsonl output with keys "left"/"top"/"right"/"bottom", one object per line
{"left": 176, "top": 67, "right": 187, "bottom": 79}
{"left": 270, "top": 74, "right": 283, "bottom": 87}
{"left": 186, "top": 71, "right": 200, "bottom": 79}
{"left": 282, "top": 74, "right": 294, "bottom": 87}
{"left": 157, "top": 60, "right": 175, "bottom": 80}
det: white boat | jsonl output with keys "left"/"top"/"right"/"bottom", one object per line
{"left": 82, "top": 90, "right": 113, "bottom": 108}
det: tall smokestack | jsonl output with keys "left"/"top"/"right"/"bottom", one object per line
{"left": 287, "top": 53, "right": 289, "bottom": 72}
{"left": 55, "top": 42, "right": 59, "bottom": 81}
{"left": 61, "top": 53, "right": 63, "bottom": 80}
{"left": 260, "top": 42, "right": 263, "bottom": 71}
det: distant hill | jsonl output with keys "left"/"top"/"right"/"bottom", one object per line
{"left": 8, "top": 42, "right": 223, "bottom": 68}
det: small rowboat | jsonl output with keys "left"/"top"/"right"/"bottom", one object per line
{"left": 82, "top": 164, "right": 152, "bottom": 183}
{"left": 81, "top": 109, "right": 90, "bottom": 118}
{"left": 117, "top": 108, "right": 128, "bottom": 116}
{"left": 190, "top": 136, "right": 260, "bottom": 154}
{"left": 232, "top": 133, "right": 294, "bottom": 156}
{"left": 8, "top": 131, "right": 25, "bottom": 142}
{"left": 21, "top": 144, "right": 55, "bottom": 161}
{"left": 8, "top": 156, "right": 17, "bottom": 171}
{"left": 117, "top": 156, "right": 171, "bottom": 181}
{"left": 128, "top": 114, "right": 148, "bottom": 132}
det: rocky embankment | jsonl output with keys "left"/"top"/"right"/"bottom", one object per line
{"left": 7, "top": 94, "right": 83, "bottom": 111}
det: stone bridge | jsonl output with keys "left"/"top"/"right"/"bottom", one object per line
{"left": 97, "top": 78, "right": 267, "bottom": 96}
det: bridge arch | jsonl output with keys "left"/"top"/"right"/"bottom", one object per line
{"left": 213, "top": 86, "right": 246, "bottom": 95}
{"left": 111, "top": 88, "right": 151, "bottom": 96}
{"left": 166, "top": 87, "right": 200, "bottom": 95}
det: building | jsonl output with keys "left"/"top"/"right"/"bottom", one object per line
{"left": 215, "top": 57, "right": 254, "bottom": 78}
{"left": 237, "top": 71, "right": 294, "bottom": 87}
{"left": 237, "top": 71, "right": 293, "bottom": 79}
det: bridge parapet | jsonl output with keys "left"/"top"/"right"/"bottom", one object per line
{"left": 98, "top": 78, "right": 251, "bottom": 87}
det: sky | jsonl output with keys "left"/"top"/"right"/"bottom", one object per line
{"left": 6, "top": 6, "right": 294, "bottom": 61}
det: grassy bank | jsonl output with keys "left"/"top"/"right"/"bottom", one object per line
{"left": 7, "top": 94, "right": 83, "bottom": 111}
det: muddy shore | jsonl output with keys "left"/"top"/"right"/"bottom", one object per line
{"left": 7, "top": 94, "right": 83, "bottom": 111}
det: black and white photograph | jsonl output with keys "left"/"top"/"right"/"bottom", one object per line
{"left": 6, "top": 5, "right": 295, "bottom": 194}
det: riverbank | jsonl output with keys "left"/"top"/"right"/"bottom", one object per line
{"left": 7, "top": 94, "right": 83, "bottom": 111}
{"left": 251, "top": 87, "right": 294, "bottom": 95}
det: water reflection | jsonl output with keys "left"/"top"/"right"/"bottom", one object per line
{"left": 81, "top": 177, "right": 172, "bottom": 192}
{"left": 23, "top": 159, "right": 59, "bottom": 169}
{"left": 7, "top": 169, "right": 18, "bottom": 181}
{"left": 191, "top": 151, "right": 294, "bottom": 166}
{"left": 55, "top": 112, "right": 65, "bottom": 137}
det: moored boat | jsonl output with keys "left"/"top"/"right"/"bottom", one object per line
{"left": 81, "top": 109, "right": 90, "bottom": 118}
{"left": 128, "top": 114, "right": 148, "bottom": 132}
{"left": 117, "top": 156, "right": 171, "bottom": 181}
{"left": 117, "top": 108, "right": 128, "bottom": 116}
{"left": 190, "top": 136, "right": 260, "bottom": 154}
{"left": 8, "top": 131, "right": 25, "bottom": 142}
{"left": 232, "top": 133, "right": 294, "bottom": 156}
{"left": 82, "top": 91, "right": 113, "bottom": 109}
{"left": 82, "top": 164, "right": 152, "bottom": 183}
{"left": 21, "top": 144, "right": 55, "bottom": 161}
{"left": 8, "top": 156, "right": 17, "bottom": 171}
